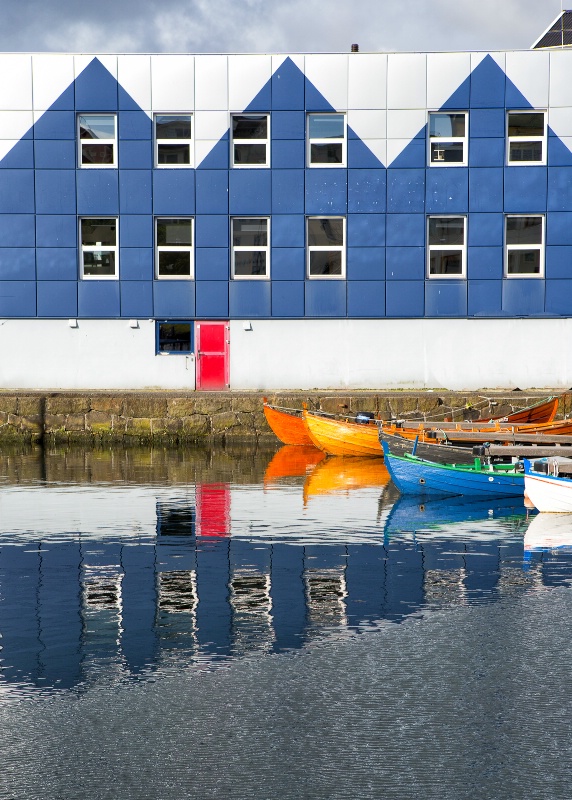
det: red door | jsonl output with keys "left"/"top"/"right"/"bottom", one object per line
{"left": 195, "top": 321, "right": 230, "bottom": 390}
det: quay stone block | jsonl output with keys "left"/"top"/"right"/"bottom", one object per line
{"left": 111, "top": 415, "right": 128, "bottom": 433}
{"left": 211, "top": 411, "right": 240, "bottom": 434}
{"left": 90, "top": 395, "right": 124, "bottom": 415}
{"left": 152, "top": 416, "right": 183, "bottom": 435}
{"left": 319, "top": 396, "right": 354, "bottom": 415}
{"left": 123, "top": 397, "right": 168, "bottom": 420}
{"left": 231, "top": 396, "right": 260, "bottom": 413}
{"left": 17, "top": 397, "right": 43, "bottom": 416}
{"left": 19, "top": 415, "right": 43, "bottom": 433}
{"left": 125, "top": 417, "right": 153, "bottom": 435}
{"left": 46, "top": 395, "right": 90, "bottom": 415}
{"left": 0, "top": 396, "right": 18, "bottom": 414}
{"left": 181, "top": 414, "right": 210, "bottom": 437}
{"left": 44, "top": 413, "right": 67, "bottom": 432}
{"left": 65, "top": 414, "right": 86, "bottom": 432}
{"left": 85, "top": 410, "right": 113, "bottom": 433}
{"left": 167, "top": 398, "right": 196, "bottom": 417}
{"left": 192, "top": 397, "right": 227, "bottom": 415}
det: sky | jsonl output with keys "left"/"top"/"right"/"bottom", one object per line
{"left": 0, "top": 0, "right": 566, "bottom": 53}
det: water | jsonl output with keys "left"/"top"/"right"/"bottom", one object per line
{"left": 1, "top": 443, "right": 572, "bottom": 798}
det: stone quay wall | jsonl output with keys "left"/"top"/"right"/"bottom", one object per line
{"left": 0, "top": 390, "right": 567, "bottom": 445}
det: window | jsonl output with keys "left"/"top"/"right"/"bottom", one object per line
{"left": 231, "top": 218, "right": 269, "bottom": 278}
{"left": 156, "top": 218, "right": 194, "bottom": 279}
{"left": 428, "top": 217, "right": 466, "bottom": 277}
{"left": 232, "top": 114, "right": 269, "bottom": 166}
{"left": 80, "top": 218, "right": 118, "bottom": 278}
{"left": 428, "top": 112, "right": 467, "bottom": 166}
{"left": 307, "top": 217, "right": 345, "bottom": 278}
{"left": 157, "top": 322, "right": 193, "bottom": 353}
{"left": 307, "top": 113, "right": 346, "bottom": 166}
{"left": 505, "top": 215, "right": 544, "bottom": 276}
{"left": 507, "top": 111, "right": 546, "bottom": 164}
{"left": 78, "top": 114, "right": 116, "bottom": 166}
{"left": 155, "top": 114, "right": 193, "bottom": 166}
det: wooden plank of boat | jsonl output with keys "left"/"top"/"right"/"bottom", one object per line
{"left": 486, "top": 444, "right": 572, "bottom": 457}
{"left": 379, "top": 429, "right": 477, "bottom": 464}
{"left": 426, "top": 431, "right": 572, "bottom": 444}
{"left": 382, "top": 441, "right": 524, "bottom": 498}
{"left": 263, "top": 398, "right": 315, "bottom": 446}
{"left": 304, "top": 410, "right": 382, "bottom": 457}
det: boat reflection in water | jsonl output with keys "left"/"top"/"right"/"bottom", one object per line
{"left": 263, "top": 445, "right": 325, "bottom": 486}
{"left": 1, "top": 444, "right": 572, "bottom": 697}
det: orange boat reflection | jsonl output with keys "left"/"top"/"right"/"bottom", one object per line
{"left": 264, "top": 445, "right": 326, "bottom": 486}
{"left": 304, "top": 456, "right": 390, "bottom": 502}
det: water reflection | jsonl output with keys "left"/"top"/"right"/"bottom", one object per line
{"left": 1, "top": 443, "right": 571, "bottom": 697}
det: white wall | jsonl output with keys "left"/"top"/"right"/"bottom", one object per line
{"left": 230, "top": 318, "right": 572, "bottom": 391}
{"left": 0, "top": 319, "right": 195, "bottom": 390}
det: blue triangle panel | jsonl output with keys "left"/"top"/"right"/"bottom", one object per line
{"left": 75, "top": 58, "right": 119, "bottom": 111}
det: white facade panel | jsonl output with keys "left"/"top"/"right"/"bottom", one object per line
{"left": 549, "top": 50, "right": 572, "bottom": 108}
{"left": 386, "top": 109, "right": 426, "bottom": 140}
{"left": 195, "top": 56, "right": 228, "bottom": 111}
{"left": 0, "top": 320, "right": 196, "bottom": 391}
{"left": 426, "top": 52, "right": 471, "bottom": 110}
{"left": 548, "top": 107, "right": 572, "bottom": 140}
{"left": 194, "top": 110, "right": 229, "bottom": 141}
{"left": 347, "top": 109, "right": 386, "bottom": 140}
{"left": 304, "top": 54, "right": 349, "bottom": 110}
{"left": 228, "top": 55, "right": 272, "bottom": 111}
{"left": 360, "top": 138, "right": 386, "bottom": 167}
{"left": 229, "top": 319, "right": 572, "bottom": 391}
{"left": 195, "top": 139, "right": 224, "bottom": 167}
{"left": 387, "top": 53, "right": 426, "bottom": 109}
{"left": 151, "top": 55, "right": 194, "bottom": 111}
{"left": 0, "top": 55, "right": 32, "bottom": 110}
{"left": 505, "top": 50, "right": 549, "bottom": 109}
{"left": 347, "top": 54, "right": 387, "bottom": 110}
{"left": 117, "top": 55, "right": 152, "bottom": 111}
{"left": 0, "top": 111, "right": 33, "bottom": 139}
{"left": 32, "top": 54, "right": 75, "bottom": 111}
{"left": 386, "top": 137, "right": 420, "bottom": 166}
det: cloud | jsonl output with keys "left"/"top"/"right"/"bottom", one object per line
{"left": 0, "top": 0, "right": 562, "bottom": 53}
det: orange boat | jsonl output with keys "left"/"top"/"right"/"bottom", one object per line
{"left": 263, "top": 398, "right": 315, "bottom": 446}
{"left": 303, "top": 456, "right": 390, "bottom": 501}
{"left": 484, "top": 395, "right": 558, "bottom": 425}
{"left": 382, "top": 415, "right": 572, "bottom": 444}
{"left": 263, "top": 445, "right": 325, "bottom": 486}
{"left": 304, "top": 410, "right": 382, "bottom": 457}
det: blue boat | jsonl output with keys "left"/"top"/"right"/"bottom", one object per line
{"left": 381, "top": 441, "right": 525, "bottom": 498}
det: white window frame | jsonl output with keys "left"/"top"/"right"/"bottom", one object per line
{"left": 307, "top": 216, "right": 346, "bottom": 279}
{"left": 231, "top": 114, "right": 270, "bottom": 168}
{"left": 154, "top": 113, "right": 193, "bottom": 168}
{"left": 155, "top": 218, "right": 194, "bottom": 280}
{"left": 507, "top": 110, "right": 547, "bottom": 166}
{"left": 428, "top": 111, "right": 468, "bottom": 167}
{"left": 231, "top": 217, "right": 270, "bottom": 279}
{"left": 80, "top": 217, "right": 118, "bottom": 280}
{"left": 307, "top": 113, "right": 347, "bottom": 168}
{"left": 505, "top": 215, "right": 545, "bottom": 278}
{"left": 427, "top": 216, "right": 466, "bottom": 279}
{"left": 78, "top": 114, "right": 117, "bottom": 168}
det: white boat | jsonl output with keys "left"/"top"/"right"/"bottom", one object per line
{"left": 523, "top": 457, "right": 572, "bottom": 513}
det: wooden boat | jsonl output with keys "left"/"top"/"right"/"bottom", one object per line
{"left": 478, "top": 395, "right": 558, "bottom": 425}
{"left": 303, "top": 456, "right": 390, "bottom": 500}
{"left": 382, "top": 441, "right": 524, "bottom": 498}
{"left": 263, "top": 398, "right": 315, "bottom": 446}
{"left": 304, "top": 409, "right": 382, "bottom": 457}
{"left": 264, "top": 445, "right": 325, "bottom": 485}
{"left": 381, "top": 416, "right": 572, "bottom": 445}
{"left": 523, "top": 457, "right": 572, "bottom": 513}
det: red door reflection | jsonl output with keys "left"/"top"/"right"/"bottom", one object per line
{"left": 196, "top": 483, "right": 230, "bottom": 537}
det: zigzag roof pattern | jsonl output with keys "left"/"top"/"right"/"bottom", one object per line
{"left": 0, "top": 50, "right": 572, "bottom": 169}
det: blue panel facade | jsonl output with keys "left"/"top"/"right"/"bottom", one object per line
{"left": 0, "top": 52, "right": 570, "bottom": 321}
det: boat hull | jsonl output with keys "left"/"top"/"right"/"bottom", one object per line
{"left": 524, "top": 471, "right": 572, "bottom": 513}
{"left": 263, "top": 402, "right": 314, "bottom": 446}
{"left": 304, "top": 411, "right": 382, "bottom": 457}
{"left": 382, "top": 444, "right": 524, "bottom": 498}
{"left": 379, "top": 430, "right": 476, "bottom": 464}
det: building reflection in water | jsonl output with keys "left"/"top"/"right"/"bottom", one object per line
{"left": 0, "top": 444, "right": 571, "bottom": 693}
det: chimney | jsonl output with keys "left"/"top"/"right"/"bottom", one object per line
{"left": 351, "top": 43, "right": 359, "bottom": 52}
